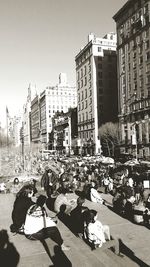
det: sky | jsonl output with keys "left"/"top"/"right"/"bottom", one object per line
{"left": 0, "top": 0, "right": 127, "bottom": 127}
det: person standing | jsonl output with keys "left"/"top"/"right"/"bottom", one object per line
{"left": 41, "top": 168, "right": 57, "bottom": 197}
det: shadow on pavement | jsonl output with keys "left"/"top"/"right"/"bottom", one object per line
{"left": 0, "top": 229, "right": 20, "bottom": 267}
{"left": 119, "top": 239, "right": 150, "bottom": 267}
{"left": 41, "top": 241, "right": 72, "bottom": 267}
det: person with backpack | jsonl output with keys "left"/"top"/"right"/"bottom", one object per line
{"left": 24, "top": 195, "right": 70, "bottom": 251}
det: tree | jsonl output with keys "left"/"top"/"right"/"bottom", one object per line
{"left": 98, "top": 122, "right": 120, "bottom": 157}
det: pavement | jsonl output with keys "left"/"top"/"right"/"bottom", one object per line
{"left": 0, "top": 190, "right": 150, "bottom": 267}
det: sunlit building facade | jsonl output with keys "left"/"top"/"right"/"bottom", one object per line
{"left": 113, "top": 0, "right": 150, "bottom": 158}
{"left": 75, "top": 33, "right": 117, "bottom": 155}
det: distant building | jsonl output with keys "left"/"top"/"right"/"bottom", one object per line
{"left": 53, "top": 108, "right": 78, "bottom": 155}
{"left": 39, "top": 73, "right": 77, "bottom": 149}
{"left": 30, "top": 95, "right": 40, "bottom": 148}
{"left": 13, "top": 115, "right": 22, "bottom": 147}
{"left": 22, "top": 84, "right": 37, "bottom": 152}
{"left": 75, "top": 33, "right": 117, "bottom": 155}
{"left": 113, "top": 0, "right": 150, "bottom": 158}
{"left": 6, "top": 114, "right": 22, "bottom": 147}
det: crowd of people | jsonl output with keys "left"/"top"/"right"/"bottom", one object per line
{"left": 6, "top": 155, "right": 150, "bottom": 254}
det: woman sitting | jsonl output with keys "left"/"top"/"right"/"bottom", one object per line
{"left": 84, "top": 181, "right": 104, "bottom": 204}
{"left": 11, "top": 184, "right": 35, "bottom": 233}
{"left": 24, "top": 195, "right": 70, "bottom": 251}
{"left": 84, "top": 209, "right": 110, "bottom": 249}
{"left": 54, "top": 188, "right": 76, "bottom": 215}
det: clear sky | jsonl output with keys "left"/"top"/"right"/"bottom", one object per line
{"left": 0, "top": 0, "right": 127, "bottom": 126}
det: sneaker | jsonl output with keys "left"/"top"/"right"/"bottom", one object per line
{"left": 61, "top": 244, "right": 70, "bottom": 251}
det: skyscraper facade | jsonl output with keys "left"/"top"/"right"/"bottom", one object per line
{"left": 113, "top": 0, "right": 150, "bottom": 158}
{"left": 75, "top": 33, "right": 117, "bottom": 155}
{"left": 40, "top": 73, "right": 77, "bottom": 149}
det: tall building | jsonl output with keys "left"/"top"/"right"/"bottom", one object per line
{"left": 30, "top": 95, "right": 40, "bottom": 148}
{"left": 40, "top": 73, "right": 77, "bottom": 149}
{"left": 22, "top": 84, "right": 37, "bottom": 153}
{"left": 113, "top": 0, "right": 150, "bottom": 158}
{"left": 75, "top": 33, "right": 117, "bottom": 155}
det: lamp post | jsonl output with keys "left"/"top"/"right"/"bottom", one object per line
{"left": 132, "top": 122, "right": 138, "bottom": 160}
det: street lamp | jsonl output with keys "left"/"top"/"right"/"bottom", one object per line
{"left": 131, "top": 122, "right": 139, "bottom": 160}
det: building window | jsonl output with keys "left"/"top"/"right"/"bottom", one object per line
{"left": 139, "top": 56, "right": 143, "bottom": 65}
{"left": 85, "top": 89, "right": 87, "bottom": 98}
{"left": 78, "top": 93, "right": 80, "bottom": 102}
{"left": 85, "top": 100, "right": 87, "bottom": 108}
{"left": 81, "top": 91, "right": 84, "bottom": 100}
{"left": 98, "top": 57, "right": 102, "bottom": 61}
{"left": 84, "top": 66, "right": 87, "bottom": 75}
{"left": 82, "top": 113, "right": 84, "bottom": 121}
{"left": 98, "top": 47, "right": 101, "bottom": 52}
{"left": 79, "top": 114, "right": 81, "bottom": 122}
{"left": 82, "top": 102, "right": 84, "bottom": 110}
{"left": 98, "top": 63, "right": 102, "bottom": 69}
{"left": 98, "top": 72, "right": 102, "bottom": 78}
{"left": 84, "top": 77, "right": 87, "bottom": 86}
{"left": 86, "top": 112, "right": 88, "bottom": 120}
{"left": 78, "top": 103, "right": 80, "bottom": 111}
{"left": 99, "top": 80, "right": 103, "bottom": 86}
{"left": 78, "top": 82, "right": 80, "bottom": 90}
{"left": 99, "top": 87, "right": 103, "bottom": 94}
{"left": 146, "top": 75, "right": 150, "bottom": 84}
{"left": 146, "top": 51, "right": 150, "bottom": 61}
{"left": 145, "top": 40, "right": 149, "bottom": 50}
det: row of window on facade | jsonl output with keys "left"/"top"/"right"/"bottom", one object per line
{"left": 121, "top": 47, "right": 150, "bottom": 64}
{"left": 120, "top": 29, "right": 149, "bottom": 55}
{"left": 76, "top": 50, "right": 92, "bottom": 67}
{"left": 77, "top": 64, "right": 91, "bottom": 80}
{"left": 77, "top": 77, "right": 92, "bottom": 90}
{"left": 78, "top": 112, "right": 93, "bottom": 123}
{"left": 78, "top": 88, "right": 92, "bottom": 102}
{"left": 77, "top": 58, "right": 105, "bottom": 82}
{"left": 131, "top": 98, "right": 150, "bottom": 112}
{"left": 46, "top": 88, "right": 76, "bottom": 95}
{"left": 119, "top": 3, "right": 149, "bottom": 36}
{"left": 121, "top": 72, "right": 150, "bottom": 86}
{"left": 121, "top": 52, "right": 150, "bottom": 72}
{"left": 78, "top": 131, "right": 93, "bottom": 141}
{"left": 122, "top": 64, "right": 150, "bottom": 82}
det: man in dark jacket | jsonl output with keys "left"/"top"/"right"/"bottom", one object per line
{"left": 41, "top": 168, "right": 58, "bottom": 197}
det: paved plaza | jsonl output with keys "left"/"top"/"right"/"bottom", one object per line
{"left": 0, "top": 191, "right": 150, "bottom": 267}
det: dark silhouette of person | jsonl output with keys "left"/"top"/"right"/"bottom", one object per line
{"left": 0, "top": 229, "right": 20, "bottom": 266}
{"left": 70, "top": 196, "right": 88, "bottom": 236}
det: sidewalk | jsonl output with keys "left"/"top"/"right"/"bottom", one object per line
{"left": 0, "top": 192, "right": 150, "bottom": 266}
